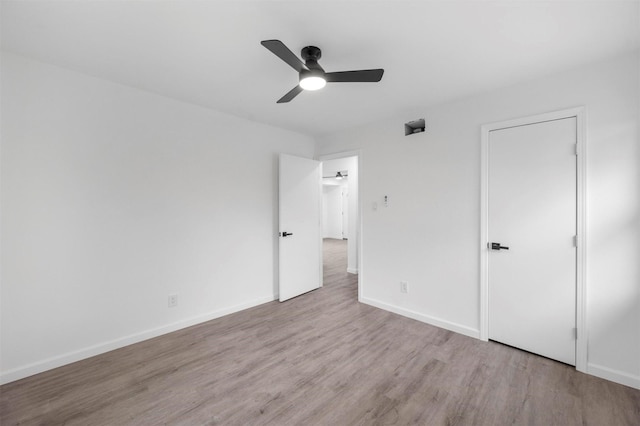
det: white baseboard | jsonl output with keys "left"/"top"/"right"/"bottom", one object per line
{"left": 0, "top": 295, "right": 276, "bottom": 385}
{"left": 360, "top": 297, "right": 480, "bottom": 339}
{"left": 347, "top": 267, "right": 358, "bottom": 274}
{"left": 587, "top": 363, "right": 640, "bottom": 390}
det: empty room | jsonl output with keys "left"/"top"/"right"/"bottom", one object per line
{"left": 1, "top": 1, "right": 639, "bottom": 424}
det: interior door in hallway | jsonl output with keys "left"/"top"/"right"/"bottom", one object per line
{"left": 279, "top": 154, "right": 322, "bottom": 302}
{"left": 488, "top": 117, "right": 577, "bottom": 365}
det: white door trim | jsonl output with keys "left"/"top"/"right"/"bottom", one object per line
{"left": 480, "top": 107, "right": 587, "bottom": 372}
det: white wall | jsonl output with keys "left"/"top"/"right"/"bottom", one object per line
{"left": 0, "top": 53, "right": 315, "bottom": 384}
{"left": 316, "top": 50, "right": 640, "bottom": 389}
{"left": 323, "top": 184, "right": 344, "bottom": 239}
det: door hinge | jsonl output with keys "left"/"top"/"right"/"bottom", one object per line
{"left": 574, "top": 144, "right": 579, "bottom": 156}
{"left": 573, "top": 327, "right": 578, "bottom": 340}
{"left": 573, "top": 235, "right": 578, "bottom": 247}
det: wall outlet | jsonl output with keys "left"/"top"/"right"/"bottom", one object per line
{"left": 400, "top": 281, "right": 408, "bottom": 293}
{"left": 168, "top": 294, "right": 178, "bottom": 307}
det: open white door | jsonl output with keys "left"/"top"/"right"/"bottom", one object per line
{"left": 279, "top": 154, "right": 322, "bottom": 302}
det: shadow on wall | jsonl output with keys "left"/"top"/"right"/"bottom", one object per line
{"left": 587, "top": 119, "right": 640, "bottom": 375}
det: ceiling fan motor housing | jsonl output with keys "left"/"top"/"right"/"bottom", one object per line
{"left": 301, "top": 46, "right": 324, "bottom": 75}
{"left": 301, "top": 46, "right": 322, "bottom": 62}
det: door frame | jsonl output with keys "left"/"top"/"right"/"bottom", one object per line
{"left": 317, "top": 150, "right": 362, "bottom": 301}
{"left": 480, "top": 107, "right": 587, "bottom": 372}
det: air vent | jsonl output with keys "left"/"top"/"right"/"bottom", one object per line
{"left": 404, "top": 118, "right": 425, "bottom": 136}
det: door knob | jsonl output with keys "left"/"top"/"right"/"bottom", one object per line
{"left": 281, "top": 231, "right": 293, "bottom": 237}
{"left": 490, "top": 242, "right": 509, "bottom": 250}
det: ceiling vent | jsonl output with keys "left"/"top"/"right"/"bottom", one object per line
{"left": 404, "top": 118, "right": 426, "bottom": 136}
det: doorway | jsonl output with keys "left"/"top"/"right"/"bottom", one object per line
{"left": 320, "top": 154, "right": 360, "bottom": 296}
{"left": 322, "top": 178, "right": 348, "bottom": 240}
{"left": 480, "top": 107, "right": 587, "bottom": 372}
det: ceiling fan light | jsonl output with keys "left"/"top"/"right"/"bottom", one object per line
{"left": 300, "top": 76, "right": 326, "bottom": 91}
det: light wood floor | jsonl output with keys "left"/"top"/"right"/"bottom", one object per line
{"left": 1, "top": 238, "right": 639, "bottom": 425}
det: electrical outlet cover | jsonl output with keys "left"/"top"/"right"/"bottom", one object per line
{"left": 168, "top": 294, "right": 178, "bottom": 307}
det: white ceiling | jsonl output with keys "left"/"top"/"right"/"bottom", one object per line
{"left": 2, "top": 1, "right": 639, "bottom": 137}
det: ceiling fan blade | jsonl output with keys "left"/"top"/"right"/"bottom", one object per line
{"left": 325, "top": 69, "right": 384, "bottom": 83}
{"left": 277, "top": 85, "right": 304, "bottom": 103}
{"left": 261, "top": 40, "right": 307, "bottom": 73}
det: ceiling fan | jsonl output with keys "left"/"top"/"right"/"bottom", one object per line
{"left": 261, "top": 39, "right": 384, "bottom": 103}
{"left": 323, "top": 171, "right": 348, "bottom": 180}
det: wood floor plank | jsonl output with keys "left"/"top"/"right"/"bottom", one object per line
{"left": 1, "top": 238, "right": 639, "bottom": 425}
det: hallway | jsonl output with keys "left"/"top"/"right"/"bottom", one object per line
{"left": 322, "top": 238, "right": 357, "bottom": 293}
